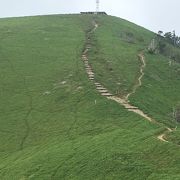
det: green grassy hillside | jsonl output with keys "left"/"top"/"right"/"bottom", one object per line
{"left": 90, "top": 15, "right": 180, "bottom": 141}
{"left": 0, "top": 14, "right": 179, "bottom": 179}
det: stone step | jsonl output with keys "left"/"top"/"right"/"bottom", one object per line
{"left": 87, "top": 72, "right": 93, "bottom": 74}
{"left": 85, "top": 64, "right": 90, "bottom": 67}
{"left": 95, "top": 84, "right": 102, "bottom": 87}
{"left": 101, "top": 92, "right": 113, "bottom": 96}
{"left": 125, "top": 107, "right": 138, "bottom": 110}
{"left": 86, "top": 67, "right": 92, "bottom": 70}
{"left": 89, "top": 76, "right": 94, "bottom": 78}
{"left": 87, "top": 72, "right": 94, "bottom": 75}
{"left": 86, "top": 68, "right": 92, "bottom": 71}
{"left": 95, "top": 82, "right": 101, "bottom": 85}
{"left": 86, "top": 68, "right": 93, "bottom": 71}
{"left": 88, "top": 74, "right": 94, "bottom": 78}
{"left": 88, "top": 71, "right": 94, "bottom": 74}
{"left": 86, "top": 70, "right": 92, "bottom": 73}
{"left": 88, "top": 72, "right": 94, "bottom": 75}
{"left": 96, "top": 87, "right": 106, "bottom": 90}
{"left": 86, "top": 71, "right": 93, "bottom": 74}
{"left": 98, "top": 89, "right": 108, "bottom": 93}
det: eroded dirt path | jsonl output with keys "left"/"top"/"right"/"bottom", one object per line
{"left": 82, "top": 21, "right": 173, "bottom": 144}
{"left": 126, "top": 53, "right": 146, "bottom": 100}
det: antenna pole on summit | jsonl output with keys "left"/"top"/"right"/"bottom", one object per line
{"left": 96, "top": 0, "right": 99, "bottom": 14}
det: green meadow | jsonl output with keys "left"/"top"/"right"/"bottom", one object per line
{"left": 0, "top": 14, "right": 179, "bottom": 179}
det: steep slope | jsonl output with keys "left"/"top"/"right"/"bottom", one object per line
{"left": 0, "top": 14, "right": 179, "bottom": 179}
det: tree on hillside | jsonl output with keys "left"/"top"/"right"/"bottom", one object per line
{"left": 163, "top": 31, "right": 180, "bottom": 47}
{"left": 158, "top": 30, "right": 163, "bottom": 36}
{"left": 164, "top": 32, "right": 173, "bottom": 44}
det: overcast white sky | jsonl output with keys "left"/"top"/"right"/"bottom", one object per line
{"left": 0, "top": 0, "right": 180, "bottom": 35}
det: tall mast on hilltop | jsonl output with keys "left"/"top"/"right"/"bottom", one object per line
{"left": 96, "top": 0, "right": 99, "bottom": 14}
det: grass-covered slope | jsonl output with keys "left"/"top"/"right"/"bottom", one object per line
{"left": 0, "top": 14, "right": 179, "bottom": 179}
{"left": 89, "top": 15, "right": 154, "bottom": 96}
{"left": 90, "top": 15, "right": 180, "bottom": 141}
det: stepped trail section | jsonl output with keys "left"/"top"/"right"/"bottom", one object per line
{"left": 82, "top": 20, "right": 174, "bottom": 144}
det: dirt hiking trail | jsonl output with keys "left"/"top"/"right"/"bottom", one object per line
{"left": 82, "top": 20, "right": 174, "bottom": 144}
{"left": 126, "top": 54, "right": 146, "bottom": 100}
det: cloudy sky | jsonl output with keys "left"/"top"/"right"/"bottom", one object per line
{"left": 0, "top": 0, "right": 180, "bottom": 35}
